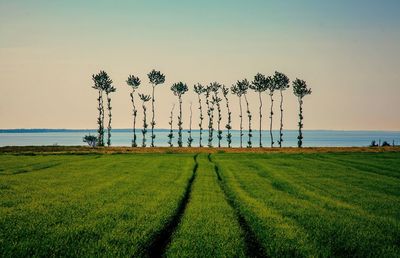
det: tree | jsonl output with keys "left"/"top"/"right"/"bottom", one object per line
{"left": 83, "top": 134, "right": 97, "bottom": 148}
{"left": 104, "top": 83, "right": 116, "bottom": 147}
{"left": 210, "top": 82, "right": 223, "bottom": 147}
{"left": 194, "top": 84, "right": 206, "bottom": 147}
{"left": 171, "top": 82, "right": 189, "bottom": 147}
{"left": 267, "top": 75, "right": 277, "bottom": 148}
{"left": 250, "top": 73, "right": 269, "bottom": 147}
{"left": 139, "top": 93, "right": 151, "bottom": 147}
{"left": 231, "top": 84, "right": 243, "bottom": 147}
{"left": 292, "top": 78, "right": 312, "bottom": 148}
{"left": 273, "top": 71, "right": 290, "bottom": 148}
{"left": 231, "top": 79, "right": 250, "bottom": 148}
{"left": 222, "top": 85, "right": 232, "bottom": 147}
{"left": 92, "top": 71, "right": 104, "bottom": 146}
{"left": 168, "top": 104, "right": 175, "bottom": 147}
{"left": 147, "top": 69, "right": 166, "bottom": 147}
{"left": 205, "top": 85, "right": 215, "bottom": 147}
{"left": 187, "top": 103, "right": 194, "bottom": 147}
{"left": 91, "top": 71, "right": 112, "bottom": 146}
{"left": 126, "top": 75, "right": 141, "bottom": 147}
{"left": 243, "top": 84, "right": 252, "bottom": 148}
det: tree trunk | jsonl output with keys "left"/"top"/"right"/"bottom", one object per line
{"left": 209, "top": 102, "right": 214, "bottom": 147}
{"left": 151, "top": 85, "right": 155, "bottom": 147}
{"left": 106, "top": 93, "right": 112, "bottom": 147}
{"left": 239, "top": 96, "right": 243, "bottom": 148}
{"left": 279, "top": 89, "right": 284, "bottom": 148}
{"left": 244, "top": 94, "right": 252, "bottom": 148}
{"left": 130, "top": 90, "right": 137, "bottom": 147}
{"left": 298, "top": 97, "right": 303, "bottom": 148}
{"left": 216, "top": 93, "right": 222, "bottom": 148}
{"left": 224, "top": 94, "right": 232, "bottom": 148}
{"left": 168, "top": 104, "right": 174, "bottom": 147}
{"left": 207, "top": 94, "right": 214, "bottom": 148}
{"left": 178, "top": 95, "right": 183, "bottom": 147}
{"left": 258, "top": 91, "right": 263, "bottom": 147}
{"left": 97, "top": 90, "right": 104, "bottom": 146}
{"left": 188, "top": 103, "right": 193, "bottom": 147}
{"left": 142, "top": 101, "right": 148, "bottom": 147}
{"left": 206, "top": 95, "right": 210, "bottom": 147}
{"left": 197, "top": 94, "right": 203, "bottom": 147}
{"left": 101, "top": 91, "right": 105, "bottom": 146}
{"left": 269, "top": 92, "right": 274, "bottom": 148}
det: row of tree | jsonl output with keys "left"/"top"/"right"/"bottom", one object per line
{"left": 91, "top": 69, "right": 312, "bottom": 148}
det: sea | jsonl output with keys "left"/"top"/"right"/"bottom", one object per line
{"left": 0, "top": 129, "right": 399, "bottom": 147}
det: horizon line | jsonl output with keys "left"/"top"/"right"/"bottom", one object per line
{"left": 1, "top": 128, "right": 400, "bottom": 133}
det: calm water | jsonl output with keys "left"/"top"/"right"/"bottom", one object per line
{"left": 0, "top": 129, "right": 399, "bottom": 147}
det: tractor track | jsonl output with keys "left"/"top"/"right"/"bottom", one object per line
{"left": 208, "top": 153, "right": 268, "bottom": 258}
{"left": 144, "top": 153, "right": 199, "bottom": 257}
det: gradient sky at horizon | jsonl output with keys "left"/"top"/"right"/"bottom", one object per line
{"left": 1, "top": 0, "right": 399, "bottom": 130}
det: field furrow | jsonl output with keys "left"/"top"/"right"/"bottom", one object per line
{"left": 166, "top": 154, "right": 247, "bottom": 257}
{"left": 213, "top": 156, "right": 320, "bottom": 257}
{"left": 145, "top": 154, "right": 198, "bottom": 256}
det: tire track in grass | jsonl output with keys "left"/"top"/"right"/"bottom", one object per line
{"left": 223, "top": 156, "right": 400, "bottom": 257}
{"left": 207, "top": 153, "right": 267, "bottom": 258}
{"left": 145, "top": 154, "right": 198, "bottom": 257}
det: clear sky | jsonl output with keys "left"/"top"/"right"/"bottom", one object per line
{"left": 1, "top": 0, "right": 399, "bottom": 130}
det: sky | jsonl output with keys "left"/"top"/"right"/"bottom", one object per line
{"left": 1, "top": 0, "right": 399, "bottom": 130}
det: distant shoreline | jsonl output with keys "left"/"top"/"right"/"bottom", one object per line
{"left": 1, "top": 145, "right": 400, "bottom": 154}
{"left": 1, "top": 129, "right": 400, "bottom": 133}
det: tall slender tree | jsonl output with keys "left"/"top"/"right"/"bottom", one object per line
{"left": 222, "top": 85, "right": 232, "bottom": 147}
{"left": 139, "top": 93, "right": 151, "bottom": 147}
{"left": 209, "top": 82, "right": 223, "bottom": 147}
{"left": 194, "top": 84, "right": 206, "bottom": 147}
{"left": 273, "top": 71, "right": 290, "bottom": 148}
{"left": 104, "top": 83, "right": 116, "bottom": 147}
{"left": 91, "top": 71, "right": 111, "bottom": 146}
{"left": 244, "top": 93, "right": 252, "bottom": 148}
{"left": 205, "top": 85, "right": 215, "bottom": 147}
{"left": 231, "top": 79, "right": 250, "bottom": 147}
{"left": 147, "top": 70, "right": 166, "bottom": 147}
{"left": 171, "top": 82, "right": 189, "bottom": 147}
{"left": 187, "top": 102, "right": 194, "bottom": 147}
{"left": 126, "top": 75, "right": 141, "bottom": 147}
{"left": 231, "top": 84, "right": 243, "bottom": 147}
{"left": 91, "top": 72, "right": 104, "bottom": 146}
{"left": 168, "top": 104, "right": 175, "bottom": 147}
{"left": 267, "top": 76, "right": 277, "bottom": 148}
{"left": 250, "top": 73, "right": 269, "bottom": 147}
{"left": 292, "top": 78, "right": 312, "bottom": 148}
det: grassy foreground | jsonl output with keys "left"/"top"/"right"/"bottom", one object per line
{"left": 0, "top": 149, "right": 399, "bottom": 257}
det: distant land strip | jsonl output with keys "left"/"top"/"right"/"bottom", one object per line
{"left": 1, "top": 129, "right": 399, "bottom": 133}
{"left": 0, "top": 146, "right": 399, "bottom": 154}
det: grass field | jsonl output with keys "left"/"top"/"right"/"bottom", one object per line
{"left": 1, "top": 149, "right": 399, "bottom": 257}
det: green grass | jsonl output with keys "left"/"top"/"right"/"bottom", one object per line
{"left": 166, "top": 154, "right": 246, "bottom": 257}
{"left": 0, "top": 154, "right": 194, "bottom": 256}
{"left": 213, "top": 152, "right": 400, "bottom": 257}
{"left": 1, "top": 151, "right": 400, "bottom": 257}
